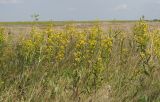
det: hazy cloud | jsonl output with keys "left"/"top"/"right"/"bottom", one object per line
{"left": 114, "top": 4, "right": 128, "bottom": 11}
{"left": 0, "top": 0, "right": 21, "bottom": 4}
{"left": 156, "top": 1, "right": 160, "bottom": 4}
{"left": 67, "top": 7, "right": 76, "bottom": 12}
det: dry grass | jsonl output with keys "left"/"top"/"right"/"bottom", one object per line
{"left": 0, "top": 20, "right": 160, "bottom": 102}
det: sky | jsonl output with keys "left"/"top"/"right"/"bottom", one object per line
{"left": 0, "top": 0, "right": 160, "bottom": 21}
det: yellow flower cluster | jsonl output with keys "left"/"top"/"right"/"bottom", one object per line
{"left": 101, "top": 36, "right": 113, "bottom": 53}
{"left": 152, "top": 30, "right": 160, "bottom": 58}
{"left": 133, "top": 20, "right": 149, "bottom": 53}
{"left": 0, "top": 28, "right": 5, "bottom": 46}
{"left": 14, "top": 24, "right": 114, "bottom": 69}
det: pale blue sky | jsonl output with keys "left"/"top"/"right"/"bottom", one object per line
{"left": 0, "top": 0, "right": 160, "bottom": 21}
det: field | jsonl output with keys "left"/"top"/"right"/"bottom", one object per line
{"left": 0, "top": 20, "right": 160, "bottom": 102}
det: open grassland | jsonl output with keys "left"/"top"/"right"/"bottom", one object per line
{"left": 0, "top": 20, "right": 160, "bottom": 102}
